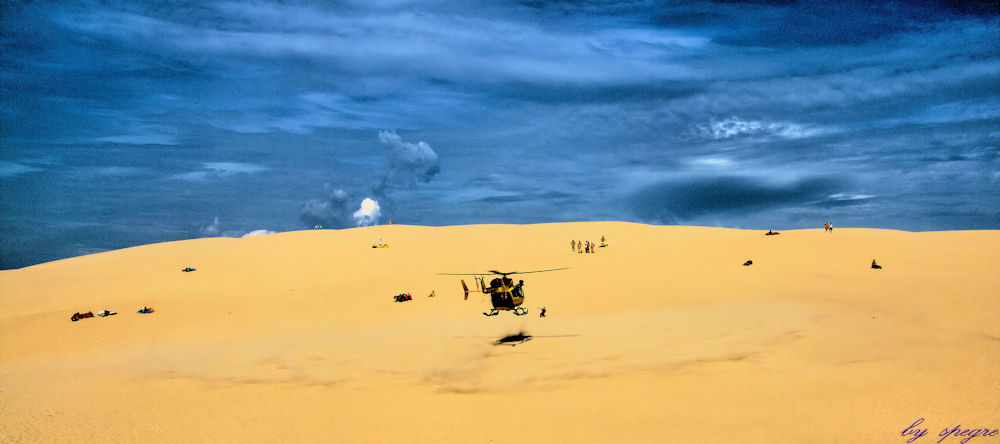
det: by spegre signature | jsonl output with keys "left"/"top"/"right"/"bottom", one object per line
{"left": 902, "top": 418, "right": 999, "bottom": 443}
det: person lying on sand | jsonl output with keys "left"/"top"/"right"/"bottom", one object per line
{"left": 71, "top": 311, "right": 94, "bottom": 322}
{"left": 743, "top": 260, "right": 753, "bottom": 266}
{"left": 765, "top": 230, "right": 780, "bottom": 235}
{"left": 97, "top": 310, "right": 117, "bottom": 317}
{"left": 137, "top": 307, "right": 155, "bottom": 314}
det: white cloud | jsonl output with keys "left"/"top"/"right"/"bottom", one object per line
{"left": 93, "top": 166, "right": 144, "bottom": 176}
{"left": 688, "top": 157, "right": 732, "bottom": 168}
{"left": 352, "top": 197, "right": 381, "bottom": 226}
{"left": 200, "top": 216, "right": 221, "bottom": 236}
{"left": 172, "top": 162, "right": 269, "bottom": 181}
{"left": 203, "top": 162, "right": 269, "bottom": 175}
{"left": 171, "top": 171, "right": 212, "bottom": 182}
{"left": 241, "top": 229, "right": 276, "bottom": 238}
{"left": 828, "top": 193, "right": 875, "bottom": 201}
{"left": 699, "top": 118, "right": 825, "bottom": 140}
{"left": 93, "top": 134, "right": 179, "bottom": 145}
{"left": 0, "top": 162, "right": 43, "bottom": 178}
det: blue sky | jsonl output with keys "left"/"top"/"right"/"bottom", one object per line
{"left": 1, "top": 0, "right": 998, "bottom": 268}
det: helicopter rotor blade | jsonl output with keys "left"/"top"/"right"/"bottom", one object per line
{"left": 440, "top": 268, "right": 569, "bottom": 276}
{"left": 504, "top": 267, "right": 570, "bottom": 275}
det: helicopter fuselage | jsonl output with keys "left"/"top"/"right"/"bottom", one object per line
{"left": 484, "top": 277, "right": 525, "bottom": 310}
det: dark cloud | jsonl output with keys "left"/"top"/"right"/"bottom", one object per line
{"left": 379, "top": 130, "right": 441, "bottom": 186}
{"left": 475, "top": 190, "right": 575, "bottom": 203}
{"left": 631, "top": 176, "right": 848, "bottom": 223}
{"left": 300, "top": 186, "right": 354, "bottom": 229}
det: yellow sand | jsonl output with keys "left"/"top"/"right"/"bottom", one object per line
{"left": 1, "top": 223, "right": 997, "bottom": 443}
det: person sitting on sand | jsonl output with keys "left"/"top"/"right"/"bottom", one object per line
{"left": 871, "top": 260, "right": 882, "bottom": 270}
{"left": 539, "top": 307, "right": 547, "bottom": 318}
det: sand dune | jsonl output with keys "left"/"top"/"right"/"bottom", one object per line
{"left": 1, "top": 223, "right": 998, "bottom": 443}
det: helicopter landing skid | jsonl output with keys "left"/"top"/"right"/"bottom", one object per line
{"left": 512, "top": 307, "right": 529, "bottom": 316}
{"left": 483, "top": 309, "right": 499, "bottom": 316}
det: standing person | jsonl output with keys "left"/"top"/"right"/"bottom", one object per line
{"left": 571, "top": 240, "right": 576, "bottom": 252}
{"left": 829, "top": 222, "right": 833, "bottom": 232}
{"left": 824, "top": 221, "right": 830, "bottom": 232}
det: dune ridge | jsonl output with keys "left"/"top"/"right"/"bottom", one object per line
{"left": 1, "top": 222, "right": 998, "bottom": 443}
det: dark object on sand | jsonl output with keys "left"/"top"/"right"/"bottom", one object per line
{"left": 495, "top": 332, "right": 533, "bottom": 346}
{"left": 393, "top": 293, "right": 413, "bottom": 302}
{"left": 137, "top": 307, "right": 155, "bottom": 314}
{"left": 182, "top": 267, "right": 196, "bottom": 272}
{"left": 765, "top": 230, "right": 780, "bottom": 236}
{"left": 743, "top": 260, "right": 753, "bottom": 266}
{"left": 539, "top": 307, "right": 547, "bottom": 318}
{"left": 71, "top": 311, "right": 94, "bottom": 322}
{"left": 871, "top": 260, "right": 882, "bottom": 270}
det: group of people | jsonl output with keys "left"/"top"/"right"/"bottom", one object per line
{"left": 70, "top": 309, "right": 121, "bottom": 321}
{"left": 824, "top": 221, "right": 834, "bottom": 232}
{"left": 571, "top": 236, "right": 607, "bottom": 254}
{"left": 371, "top": 238, "right": 389, "bottom": 248}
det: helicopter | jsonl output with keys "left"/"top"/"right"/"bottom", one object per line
{"left": 438, "top": 268, "right": 567, "bottom": 316}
